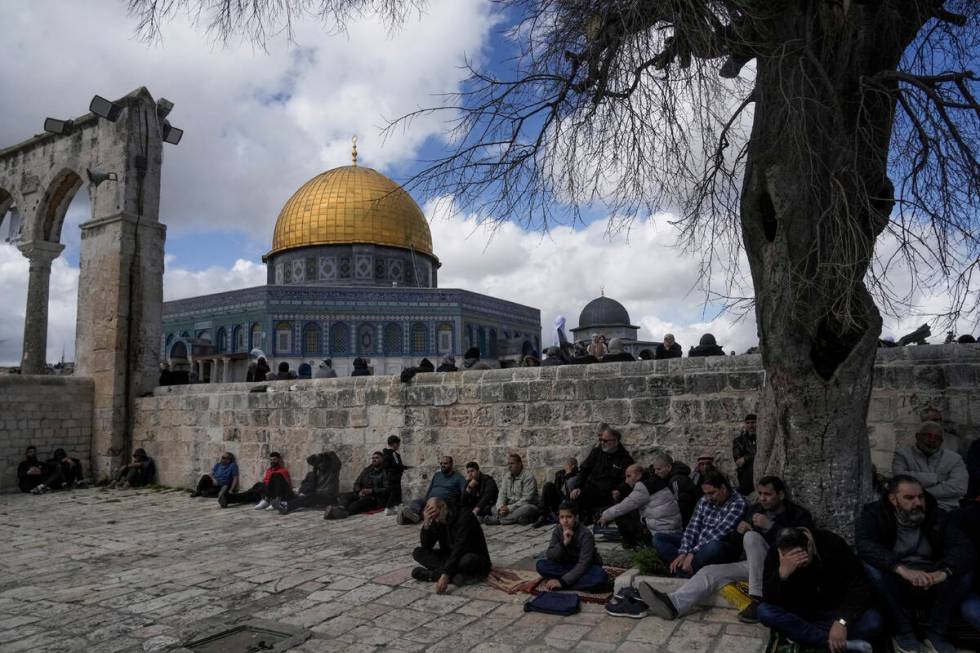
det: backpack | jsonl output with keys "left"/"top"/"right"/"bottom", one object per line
{"left": 524, "top": 591, "right": 580, "bottom": 616}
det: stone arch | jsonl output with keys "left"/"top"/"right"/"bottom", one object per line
{"left": 232, "top": 325, "right": 245, "bottom": 352}
{"left": 330, "top": 322, "right": 350, "bottom": 355}
{"left": 196, "top": 329, "right": 211, "bottom": 342}
{"left": 215, "top": 327, "right": 227, "bottom": 353}
{"left": 302, "top": 322, "right": 320, "bottom": 355}
{"left": 384, "top": 322, "right": 403, "bottom": 354}
{"left": 488, "top": 328, "right": 498, "bottom": 358}
{"left": 169, "top": 339, "right": 188, "bottom": 362}
{"left": 274, "top": 320, "right": 292, "bottom": 354}
{"left": 249, "top": 322, "right": 264, "bottom": 351}
{"left": 0, "top": 189, "right": 15, "bottom": 242}
{"left": 477, "top": 326, "right": 487, "bottom": 357}
{"left": 36, "top": 168, "right": 84, "bottom": 242}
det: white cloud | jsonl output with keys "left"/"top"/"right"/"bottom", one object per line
{"left": 163, "top": 258, "right": 266, "bottom": 301}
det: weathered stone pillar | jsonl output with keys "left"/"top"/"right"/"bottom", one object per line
{"left": 18, "top": 240, "right": 65, "bottom": 374}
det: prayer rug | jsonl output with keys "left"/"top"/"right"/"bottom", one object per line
{"left": 528, "top": 566, "right": 627, "bottom": 604}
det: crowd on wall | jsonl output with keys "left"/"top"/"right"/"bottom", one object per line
{"left": 19, "top": 406, "right": 980, "bottom": 651}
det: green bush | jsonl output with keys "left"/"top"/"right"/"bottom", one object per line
{"left": 631, "top": 547, "right": 668, "bottom": 575}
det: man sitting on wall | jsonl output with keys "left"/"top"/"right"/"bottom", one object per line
{"left": 892, "top": 421, "right": 969, "bottom": 511}
{"left": 108, "top": 448, "right": 156, "bottom": 489}
{"left": 637, "top": 475, "right": 812, "bottom": 624}
{"left": 484, "top": 453, "right": 540, "bottom": 525}
{"left": 399, "top": 455, "right": 467, "bottom": 524}
{"left": 568, "top": 424, "right": 634, "bottom": 521}
{"left": 856, "top": 475, "right": 974, "bottom": 653}
{"left": 412, "top": 497, "right": 492, "bottom": 594}
{"left": 219, "top": 451, "right": 292, "bottom": 509}
{"left": 597, "top": 463, "right": 682, "bottom": 550}
{"left": 461, "top": 461, "right": 499, "bottom": 518}
{"left": 275, "top": 451, "right": 342, "bottom": 514}
{"left": 324, "top": 452, "right": 389, "bottom": 519}
{"left": 652, "top": 471, "right": 746, "bottom": 577}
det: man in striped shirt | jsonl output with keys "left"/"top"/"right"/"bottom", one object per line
{"left": 652, "top": 471, "right": 746, "bottom": 577}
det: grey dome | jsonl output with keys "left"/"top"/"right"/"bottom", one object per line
{"left": 578, "top": 296, "right": 632, "bottom": 328}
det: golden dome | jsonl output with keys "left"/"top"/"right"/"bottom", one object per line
{"left": 269, "top": 165, "right": 434, "bottom": 258}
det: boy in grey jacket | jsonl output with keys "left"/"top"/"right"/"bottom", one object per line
{"left": 537, "top": 502, "right": 608, "bottom": 590}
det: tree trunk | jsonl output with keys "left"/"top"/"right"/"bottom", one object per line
{"left": 741, "top": 4, "right": 925, "bottom": 536}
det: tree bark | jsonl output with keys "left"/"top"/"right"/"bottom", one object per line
{"left": 742, "top": 4, "right": 924, "bottom": 535}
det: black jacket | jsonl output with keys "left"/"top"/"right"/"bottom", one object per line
{"left": 353, "top": 464, "right": 389, "bottom": 500}
{"left": 298, "top": 451, "right": 342, "bottom": 501}
{"left": 436, "top": 363, "right": 458, "bottom": 372}
{"left": 351, "top": 358, "right": 371, "bottom": 376}
{"left": 577, "top": 444, "right": 634, "bottom": 495}
{"left": 763, "top": 529, "right": 873, "bottom": 624}
{"left": 17, "top": 458, "right": 47, "bottom": 493}
{"left": 654, "top": 342, "right": 682, "bottom": 359}
{"left": 601, "top": 352, "right": 635, "bottom": 363}
{"left": 665, "top": 461, "right": 699, "bottom": 526}
{"left": 966, "top": 438, "right": 980, "bottom": 500}
{"left": 732, "top": 430, "right": 757, "bottom": 494}
{"left": 949, "top": 503, "right": 980, "bottom": 591}
{"left": 743, "top": 500, "right": 814, "bottom": 547}
{"left": 689, "top": 343, "right": 726, "bottom": 357}
{"left": 855, "top": 495, "right": 975, "bottom": 576}
{"left": 462, "top": 473, "right": 499, "bottom": 515}
{"left": 419, "top": 508, "right": 492, "bottom": 577}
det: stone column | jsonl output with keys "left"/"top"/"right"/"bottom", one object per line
{"left": 223, "top": 358, "right": 231, "bottom": 383}
{"left": 18, "top": 240, "right": 65, "bottom": 374}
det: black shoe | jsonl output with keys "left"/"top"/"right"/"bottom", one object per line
{"left": 637, "top": 581, "right": 678, "bottom": 621}
{"left": 411, "top": 567, "right": 438, "bottom": 582}
{"left": 190, "top": 491, "right": 201, "bottom": 498}
{"left": 276, "top": 500, "right": 290, "bottom": 515}
{"left": 737, "top": 600, "right": 759, "bottom": 624}
{"left": 217, "top": 487, "right": 229, "bottom": 508}
{"left": 532, "top": 514, "right": 550, "bottom": 529}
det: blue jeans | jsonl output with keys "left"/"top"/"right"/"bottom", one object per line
{"left": 962, "top": 591, "right": 980, "bottom": 630}
{"left": 652, "top": 532, "right": 738, "bottom": 577}
{"left": 758, "top": 604, "right": 882, "bottom": 648}
{"left": 862, "top": 562, "right": 973, "bottom": 636}
{"left": 536, "top": 559, "right": 609, "bottom": 590}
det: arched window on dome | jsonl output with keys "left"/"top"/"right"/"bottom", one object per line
{"left": 411, "top": 323, "right": 428, "bottom": 355}
{"left": 302, "top": 322, "right": 320, "bottom": 356}
{"left": 215, "top": 327, "right": 227, "bottom": 353}
{"left": 488, "top": 328, "right": 498, "bottom": 358}
{"left": 232, "top": 325, "right": 245, "bottom": 352}
{"left": 170, "top": 340, "right": 188, "bottom": 362}
{"left": 477, "top": 327, "right": 487, "bottom": 357}
{"left": 275, "top": 321, "right": 292, "bottom": 354}
{"left": 437, "top": 323, "right": 453, "bottom": 355}
{"left": 330, "top": 322, "right": 350, "bottom": 355}
{"left": 249, "top": 323, "right": 264, "bottom": 351}
{"left": 196, "top": 329, "right": 211, "bottom": 343}
{"left": 384, "top": 323, "right": 403, "bottom": 355}
{"left": 358, "top": 323, "right": 375, "bottom": 355}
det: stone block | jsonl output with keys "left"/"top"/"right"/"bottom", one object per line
{"left": 594, "top": 399, "right": 630, "bottom": 425}
{"left": 495, "top": 404, "right": 526, "bottom": 426}
{"left": 526, "top": 403, "right": 562, "bottom": 426}
{"left": 629, "top": 397, "right": 670, "bottom": 424}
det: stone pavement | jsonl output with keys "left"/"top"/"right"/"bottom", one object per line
{"left": 0, "top": 488, "right": 767, "bottom": 652}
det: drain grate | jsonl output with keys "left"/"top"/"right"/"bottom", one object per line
{"left": 185, "top": 621, "right": 309, "bottom": 653}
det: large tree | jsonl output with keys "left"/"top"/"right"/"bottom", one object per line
{"left": 130, "top": 0, "right": 979, "bottom": 531}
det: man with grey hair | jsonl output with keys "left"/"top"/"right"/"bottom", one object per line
{"left": 655, "top": 334, "right": 682, "bottom": 359}
{"left": 892, "top": 421, "right": 968, "bottom": 511}
{"left": 650, "top": 450, "right": 698, "bottom": 525}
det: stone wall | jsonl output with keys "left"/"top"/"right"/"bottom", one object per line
{"left": 0, "top": 375, "right": 93, "bottom": 492}
{"left": 132, "top": 344, "right": 980, "bottom": 498}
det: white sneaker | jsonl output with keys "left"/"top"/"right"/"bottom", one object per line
{"left": 385, "top": 506, "right": 398, "bottom": 516}
{"left": 265, "top": 504, "right": 276, "bottom": 510}
{"left": 254, "top": 499, "right": 270, "bottom": 510}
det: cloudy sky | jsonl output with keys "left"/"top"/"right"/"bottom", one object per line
{"left": 0, "top": 0, "right": 974, "bottom": 365}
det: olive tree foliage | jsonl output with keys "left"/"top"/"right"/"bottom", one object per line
{"left": 130, "top": 0, "right": 979, "bottom": 529}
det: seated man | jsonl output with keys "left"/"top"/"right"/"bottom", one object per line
{"left": 267, "top": 361, "right": 297, "bottom": 381}
{"left": 856, "top": 475, "right": 974, "bottom": 653}
{"left": 892, "top": 421, "right": 968, "bottom": 511}
{"left": 732, "top": 414, "right": 757, "bottom": 496}
{"left": 568, "top": 424, "right": 634, "bottom": 520}
{"left": 219, "top": 451, "right": 292, "bottom": 509}
{"left": 31, "top": 448, "right": 84, "bottom": 494}
{"left": 597, "top": 463, "right": 681, "bottom": 549}
{"left": 17, "top": 446, "right": 47, "bottom": 493}
{"left": 325, "top": 451, "right": 389, "bottom": 519}
{"left": 652, "top": 471, "right": 746, "bottom": 577}
{"left": 399, "top": 455, "right": 466, "bottom": 524}
{"left": 191, "top": 452, "right": 239, "bottom": 498}
{"left": 484, "top": 453, "right": 540, "bottom": 525}
{"left": 382, "top": 435, "right": 408, "bottom": 515}
{"left": 108, "top": 448, "right": 156, "bottom": 489}
{"left": 539, "top": 502, "right": 608, "bottom": 591}
{"left": 412, "top": 497, "right": 492, "bottom": 594}
{"left": 757, "top": 527, "right": 882, "bottom": 653}
{"left": 649, "top": 450, "right": 698, "bottom": 526}
{"left": 535, "top": 457, "right": 579, "bottom": 528}
{"left": 461, "top": 461, "right": 498, "bottom": 518}
{"left": 654, "top": 333, "right": 682, "bottom": 359}
{"left": 276, "top": 451, "right": 341, "bottom": 514}
{"left": 689, "top": 454, "right": 716, "bottom": 491}
{"left": 636, "top": 475, "right": 812, "bottom": 624}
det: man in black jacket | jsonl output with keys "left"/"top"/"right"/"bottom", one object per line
{"left": 325, "top": 452, "right": 389, "bottom": 519}
{"left": 759, "top": 527, "right": 882, "bottom": 653}
{"left": 650, "top": 451, "right": 698, "bottom": 525}
{"left": 535, "top": 458, "right": 580, "bottom": 528}
{"left": 855, "top": 475, "right": 975, "bottom": 653}
{"left": 412, "top": 497, "right": 492, "bottom": 594}
{"left": 732, "top": 414, "right": 757, "bottom": 496}
{"left": 461, "top": 461, "right": 498, "bottom": 518}
{"left": 17, "top": 446, "right": 47, "bottom": 493}
{"left": 654, "top": 334, "right": 682, "bottom": 359}
{"left": 568, "top": 424, "right": 634, "bottom": 520}
{"left": 275, "top": 451, "right": 341, "bottom": 514}
{"left": 382, "top": 435, "right": 408, "bottom": 515}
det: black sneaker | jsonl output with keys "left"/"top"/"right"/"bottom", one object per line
{"left": 189, "top": 491, "right": 201, "bottom": 498}
{"left": 613, "top": 586, "right": 641, "bottom": 602}
{"left": 605, "top": 596, "right": 649, "bottom": 619}
{"left": 217, "top": 487, "right": 229, "bottom": 508}
{"left": 276, "top": 500, "right": 290, "bottom": 515}
{"left": 531, "top": 514, "right": 550, "bottom": 529}
{"left": 411, "top": 567, "right": 438, "bottom": 582}
{"left": 637, "top": 581, "right": 678, "bottom": 620}
{"left": 737, "top": 600, "right": 759, "bottom": 624}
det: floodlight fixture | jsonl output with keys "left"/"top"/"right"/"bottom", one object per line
{"left": 43, "top": 117, "right": 74, "bottom": 135}
{"left": 89, "top": 95, "right": 122, "bottom": 122}
{"left": 156, "top": 98, "right": 174, "bottom": 120}
{"left": 162, "top": 120, "right": 183, "bottom": 145}
{"left": 86, "top": 168, "right": 118, "bottom": 187}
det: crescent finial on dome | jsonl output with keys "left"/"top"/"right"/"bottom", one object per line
{"left": 352, "top": 135, "right": 358, "bottom": 166}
